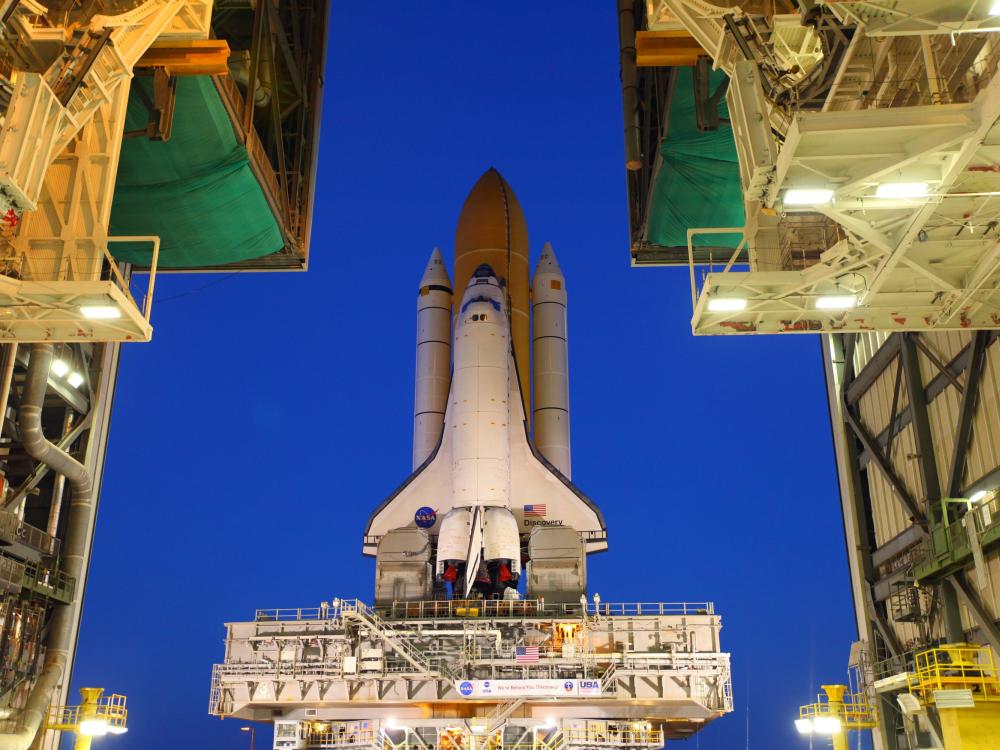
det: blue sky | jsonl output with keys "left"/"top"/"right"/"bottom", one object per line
{"left": 68, "top": 4, "right": 858, "bottom": 749}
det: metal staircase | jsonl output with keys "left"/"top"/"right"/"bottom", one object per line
{"left": 340, "top": 600, "right": 449, "bottom": 679}
{"left": 485, "top": 698, "right": 525, "bottom": 733}
{"left": 599, "top": 664, "right": 618, "bottom": 696}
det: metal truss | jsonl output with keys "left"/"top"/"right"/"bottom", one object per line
{"left": 638, "top": 1, "right": 1000, "bottom": 335}
{"left": 211, "top": 598, "right": 733, "bottom": 743}
{"left": 0, "top": 0, "right": 212, "bottom": 342}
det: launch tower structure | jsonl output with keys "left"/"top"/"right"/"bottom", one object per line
{"left": 209, "top": 171, "right": 733, "bottom": 749}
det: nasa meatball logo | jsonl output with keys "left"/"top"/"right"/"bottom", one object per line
{"left": 459, "top": 681, "right": 474, "bottom": 696}
{"left": 563, "top": 681, "right": 574, "bottom": 693}
{"left": 414, "top": 507, "right": 437, "bottom": 528}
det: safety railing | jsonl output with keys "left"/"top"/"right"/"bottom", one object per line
{"left": 256, "top": 599, "right": 715, "bottom": 623}
{"left": 387, "top": 600, "right": 714, "bottom": 620}
{"left": 255, "top": 606, "right": 329, "bottom": 621}
{"left": 47, "top": 693, "right": 127, "bottom": 732}
{"left": 563, "top": 727, "right": 663, "bottom": 748}
{"left": 21, "top": 559, "right": 74, "bottom": 603}
{"left": 799, "top": 692, "right": 877, "bottom": 729}
{"left": 304, "top": 725, "right": 380, "bottom": 749}
{"left": 0, "top": 510, "right": 58, "bottom": 556}
{"left": 872, "top": 650, "right": 918, "bottom": 683}
{"left": 909, "top": 644, "right": 1000, "bottom": 703}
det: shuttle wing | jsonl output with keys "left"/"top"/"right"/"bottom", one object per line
{"left": 363, "top": 348, "right": 607, "bottom": 556}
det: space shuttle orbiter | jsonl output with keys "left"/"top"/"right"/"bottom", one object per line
{"left": 364, "top": 169, "right": 606, "bottom": 604}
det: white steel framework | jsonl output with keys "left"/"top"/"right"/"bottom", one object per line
{"left": 0, "top": 0, "right": 211, "bottom": 343}
{"left": 210, "top": 599, "right": 732, "bottom": 749}
{"left": 656, "top": 1, "right": 1000, "bottom": 335}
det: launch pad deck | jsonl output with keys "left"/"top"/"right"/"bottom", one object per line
{"left": 210, "top": 598, "right": 732, "bottom": 747}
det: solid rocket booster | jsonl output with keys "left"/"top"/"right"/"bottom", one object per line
{"left": 413, "top": 249, "right": 453, "bottom": 469}
{"left": 454, "top": 169, "right": 532, "bottom": 427}
{"left": 531, "top": 243, "right": 571, "bottom": 478}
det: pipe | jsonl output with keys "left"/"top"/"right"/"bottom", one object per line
{"left": 618, "top": 0, "right": 641, "bottom": 171}
{"left": 229, "top": 49, "right": 272, "bottom": 109}
{"left": 46, "top": 410, "right": 74, "bottom": 539}
{"left": 0, "top": 344, "right": 17, "bottom": 452}
{"left": 0, "top": 344, "right": 93, "bottom": 750}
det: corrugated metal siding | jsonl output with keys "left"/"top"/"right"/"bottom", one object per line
{"left": 968, "top": 342, "right": 1000, "bottom": 486}
{"left": 848, "top": 331, "right": 1000, "bottom": 650}
{"left": 852, "top": 331, "right": 891, "bottom": 375}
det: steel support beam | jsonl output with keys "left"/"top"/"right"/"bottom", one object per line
{"left": 946, "top": 331, "right": 990, "bottom": 498}
{"left": 898, "top": 335, "right": 941, "bottom": 518}
{"left": 842, "top": 406, "right": 927, "bottom": 528}
{"left": 832, "top": 333, "right": 900, "bottom": 750}
{"left": 858, "top": 331, "right": 1000, "bottom": 470}
{"left": 899, "top": 334, "right": 964, "bottom": 642}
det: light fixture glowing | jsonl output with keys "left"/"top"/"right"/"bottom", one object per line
{"left": 50, "top": 359, "right": 69, "bottom": 377}
{"left": 875, "top": 182, "right": 928, "bottom": 199}
{"left": 79, "top": 719, "right": 109, "bottom": 737}
{"left": 543, "top": 718, "right": 557, "bottom": 729}
{"left": 794, "top": 718, "right": 814, "bottom": 735}
{"left": 784, "top": 188, "right": 834, "bottom": 205}
{"left": 67, "top": 372, "right": 84, "bottom": 388}
{"left": 813, "top": 716, "right": 842, "bottom": 735}
{"left": 385, "top": 718, "right": 398, "bottom": 729}
{"left": 991, "top": 0, "right": 1000, "bottom": 16}
{"left": 707, "top": 297, "right": 748, "bottom": 312}
{"left": 80, "top": 305, "right": 122, "bottom": 320}
{"left": 970, "top": 490, "right": 989, "bottom": 504}
{"left": 107, "top": 726, "right": 128, "bottom": 735}
{"left": 816, "top": 295, "right": 857, "bottom": 310}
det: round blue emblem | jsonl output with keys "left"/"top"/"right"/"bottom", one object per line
{"left": 459, "top": 681, "right": 474, "bottom": 696}
{"left": 415, "top": 506, "right": 437, "bottom": 528}
{"left": 564, "top": 681, "right": 574, "bottom": 692}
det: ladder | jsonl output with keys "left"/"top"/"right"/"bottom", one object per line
{"left": 600, "top": 664, "right": 618, "bottom": 696}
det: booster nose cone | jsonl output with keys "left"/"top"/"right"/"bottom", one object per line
{"left": 533, "top": 241, "right": 563, "bottom": 279}
{"left": 420, "top": 247, "right": 452, "bottom": 289}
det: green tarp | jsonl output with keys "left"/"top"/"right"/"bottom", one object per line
{"left": 646, "top": 67, "right": 744, "bottom": 251}
{"left": 109, "top": 76, "right": 283, "bottom": 268}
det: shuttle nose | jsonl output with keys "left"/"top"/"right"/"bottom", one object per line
{"left": 473, "top": 263, "right": 496, "bottom": 279}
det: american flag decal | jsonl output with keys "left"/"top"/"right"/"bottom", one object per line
{"left": 516, "top": 646, "right": 540, "bottom": 662}
{"left": 523, "top": 504, "right": 546, "bottom": 517}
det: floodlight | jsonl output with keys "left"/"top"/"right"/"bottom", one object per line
{"left": 816, "top": 295, "right": 857, "bottom": 310}
{"left": 991, "top": 0, "right": 1000, "bottom": 16}
{"left": 970, "top": 490, "right": 988, "bottom": 504}
{"left": 813, "top": 716, "right": 842, "bottom": 734}
{"left": 80, "top": 305, "right": 122, "bottom": 320}
{"left": 794, "top": 718, "right": 814, "bottom": 735}
{"left": 50, "top": 359, "right": 69, "bottom": 377}
{"left": 784, "top": 189, "right": 834, "bottom": 205}
{"left": 67, "top": 372, "right": 84, "bottom": 388}
{"left": 79, "top": 719, "right": 109, "bottom": 737}
{"left": 707, "top": 297, "right": 747, "bottom": 312}
{"left": 875, "top": 182, "right": 928, "bottom": 199}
